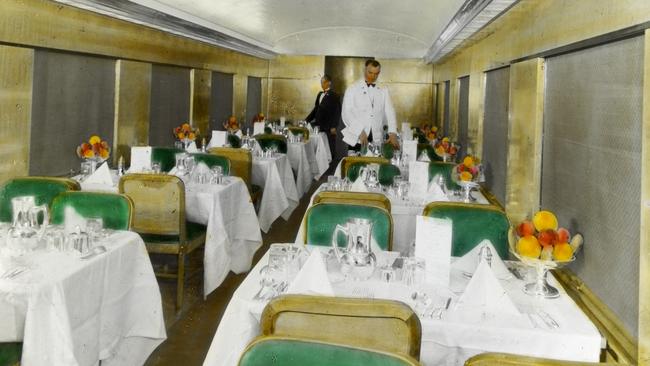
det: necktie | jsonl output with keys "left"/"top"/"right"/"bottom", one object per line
{"left": 366, "top": 83, "right": 375, "bottom": 88}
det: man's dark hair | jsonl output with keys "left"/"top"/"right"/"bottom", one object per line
{"left": 322, "top": 74, "right": 332, "bottom": 82}
{"left": 365, "top": 59, "right": 381, "bottom": 68}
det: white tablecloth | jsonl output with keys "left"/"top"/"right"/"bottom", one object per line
{"left": 286, "top": 142, "right": 314, "bottom": 198}
{"left": 0, "top": 231, "right": 166, "bottom": 366}
{"left": 202, "top": 247, "right": 602, "bottom": 366}
{"left": 252, "top": 155, "right": 300, "bottom": 233}
{"left": 294, "top": 184, "right": 490, "bottom": 255}
{"left": 181, "top": 177, "right": 262, "bottom": 295}
{"left": 78, "top": 174, "right": 263, "bottom": 296}
{"left": 307, "top": 132, "right": 332, "bottom": 180}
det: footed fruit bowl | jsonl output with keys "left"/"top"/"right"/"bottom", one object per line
{"left": 509, "top": 210, "right": 583, "bottom": 299}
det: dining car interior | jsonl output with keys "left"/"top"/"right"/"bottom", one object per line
{"left": 1, "top": 0, "right": 649, "bottom": 365}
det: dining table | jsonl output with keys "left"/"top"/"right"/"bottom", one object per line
{"left": 306, "top": 131, "right": 332, "bottom": 180}
{"left": 252, "top": 154, "right": 300, "bottom": 233}
{"left": 77, "top": 169, "right": 263, "bottom": 296}
{"left": 286, "top": 141, "right": 315, "bottom": 197}
{"left": 202, "top": 246, "right": 603, "bottom": 366}
{"left": 0, "top": 228, "right": 166, "bottom": 366}
{"left": 294, "top": 183, "right": 491, "bottom": 255}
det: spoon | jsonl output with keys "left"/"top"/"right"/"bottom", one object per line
{"left": 81, "top": 245, "right": 107, "bottom": 260}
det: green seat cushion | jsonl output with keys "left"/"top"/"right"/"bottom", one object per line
{"left": 190, "top": 153, "right": 231, "bottom": 175}
{"left": 151, "top": 147, "right": 184, "bottom": 172}
{"left": 347, "top": 163, "right": 400, "bottom": 186}
{"left": 0, "top": 178, "right": 72, "bottom": 223}
{"left": 240, "top": 339, "right": 412, "bottom": 366}
{"left": 227, "top": 134, "right": 242, "bottom": 148}
{"left": 51, "top": 192, "right": 131, "bottom": 230}
{"left": 139, "top": 221, "right": 206, "bottom": 244}
{"left": 378, "top": 164, "right": 401, "bottom": 186}
{"left": 424, "top": 205, "right": 509, "bottom": 258}
{"left": 0, "top": 343, "right": 21, "bottom": 366}
{"left": 306, "top": 204, "right": 391, "bottom": 250}
{"left": 381, "top": 143, "right": 395, "bottom": 159}
{"left": 255, "top": 136, "right": 288, "bottom": 154}
{"left": 428, "top": 162, "right": 461, "bottom": 191}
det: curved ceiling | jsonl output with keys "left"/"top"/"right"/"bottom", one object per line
{"left": 54, "top": 0, "right": 517, "bottom": 60}
{"left": 129, "top": 0, "right": 466, "bottom": 58}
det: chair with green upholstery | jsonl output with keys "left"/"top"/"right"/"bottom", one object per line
{"left": 151, "top": 146, "right": 184, "bottom": 172}
{"left": 313, "top": 191, "right": 391, "bottom": 212}
{"left": 345, "top": 161, "right": 400, "bottom": 187}
{"left": 227, "top": 134, "right": 242, "bottom": 148}
{"left": 254, "top": 134, "right": 288, "bottom": 154}
{"left": 288, "top": 126, "right": 310, "bottom": 141}
{"left": 303, "top": 203, "right": 393, "bottom": 251}
{"left": 239, "top": 336, "right": 421, "bottom": 366}
{"left": 207, "top": 147, "right": 262, "bottom": 208}
{"left": 341, "top": 156, "right": 389, "bottom": 181}
{"left": 51, "top": 191, "right": 134, "bottom": 230}
{"left": 190, "top": 153, "right": 231, "bottom": 175}
{"left": 381, "top": 142, "right": 395, "bottom": 159}
{"left": 0, "top": 343, "right": 21, "bottom": 366}
{"left": 422, "top": 202, "right": 510, "bottom": 258}
{"left": 261, "top": 295, "right": 421, "bottom": 360}
{"left": 464, "top": 352, "right": 617, "bottom": 366}
{"left": 119, "top": 174, "right": 206, "bottom": 312}
{"left": 0, "top": 177, "right": 80, "bottom": 223}
{"left": 428, "top": 162, "right": 461, "bottom": 191}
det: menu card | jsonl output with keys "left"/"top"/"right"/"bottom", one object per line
{"left": 415, "top": 215, "right": 452, "bottom": 286}
{"left": 401, "top": 122, "right": 413, "bottom": 141}
{"left": 129, "top": 146, "right": 151, "bottom": 172}
{"left": 253, "top": 122, "right": 265, "bottom": 135}
{"left": 408, "top": 161, "right": 429, "bottom": 199}
{"left": 402, "top": 140, "right": 418, "bottom": 161}
{"left": 210, "top": 131, "right": 227, "bottom": 148}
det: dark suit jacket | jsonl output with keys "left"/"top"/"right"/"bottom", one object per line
{"left": 305, "top": 90, "right": 341, "bottom": 131}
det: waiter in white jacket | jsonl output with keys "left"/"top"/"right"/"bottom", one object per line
{"left": 341, "top": 59, "right": 399, "bottom": 151}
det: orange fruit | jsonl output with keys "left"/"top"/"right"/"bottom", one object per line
{"left": 89, "top": 135, "right": 101, "bottom": 145}
{"left": 533, "top": 210, "right": 558, "bottom": 231}
{"left": 553, "top": 242, "right": 573, "bottom": 261}
{"left": 517, "top": 235, "right": 541, "bottom": 258}
{"left": 463, "top": 156, "right": 475, "bottom": 168}
{"left": 460, "top": 171, "right": 473, "bottom": 181}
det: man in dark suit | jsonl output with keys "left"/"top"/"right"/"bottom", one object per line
{"left": 306, "top": 74, "right": 341, "bottom": 161}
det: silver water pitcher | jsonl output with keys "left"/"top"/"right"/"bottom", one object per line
{"left": 331, "top": 218, "right": 377, "bottom": 280}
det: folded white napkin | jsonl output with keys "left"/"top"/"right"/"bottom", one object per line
{"left": 452, "top": 240, "right": 511, "bottom": 279}
{"left": 350, "top": 176, "right": 368, "bottom": 192}
{"left": 286, "top": 249, "right": 334, "bottom": 296}
{"left": 186, "top": 141, "right": 198, "bottom": 152}
{"left": 64, "top": 206, "right": 87, "bottom": 235}
{"left": 424, "top": 178, "right": 449, "bottom": 202}
{"left": 189, "top": 162, "right": 210, "bottom": 181}
{"left": 84, "top": 162, "right": 114, "bottom": 185}
{"left": 418, "top": 150, "right": 431, "bottom": 162}
{"left": 340, "top": 127, "right": 358, "bottom": 146}
{"left": 455, "top": 260, "right": 519, "bottom": 316}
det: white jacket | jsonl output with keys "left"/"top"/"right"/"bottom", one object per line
{"left": 341, "top": 79, "right": 397, "bottom": 146}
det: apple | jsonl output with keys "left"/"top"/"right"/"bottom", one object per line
{"left": 537, "top": 229, "right": 559, "bottom": 247}
{"left": 516, "top": 221, "right": 535, "bottom": 237}
{"left": 557, "top": 227, "right": 570, "bottom": 243}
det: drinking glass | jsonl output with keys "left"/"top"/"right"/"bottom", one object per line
{"left": 80, "top": 160, "right": 95, "bottom": 178}
{"left": 211, "top": 166, "right": 224, "bottom": 184}
{"left": 86, "top": 217, "right": 104, "bottom": 245}
{"left": 151, "top": 162, "right": 161, "bottom": 174}
{"left": 403, "top": 257, "right": 425, "bottom": 288}
{"left": 327, "top": 176, "right": 339, "bottom": 191}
